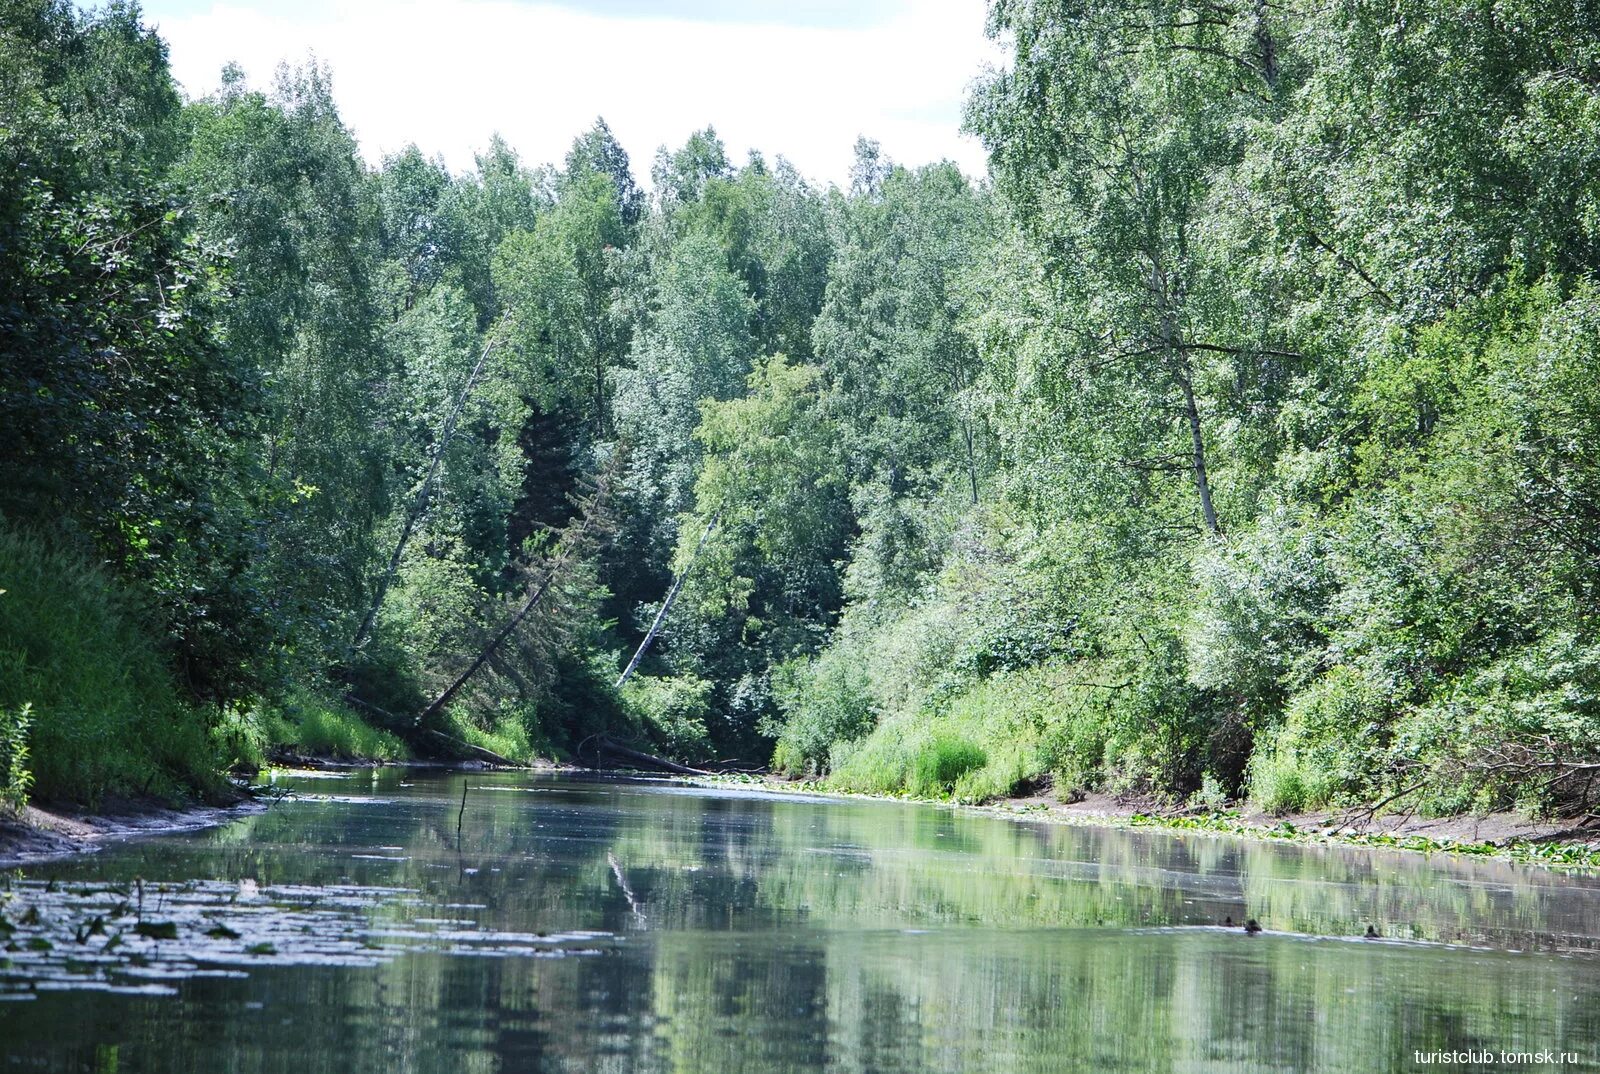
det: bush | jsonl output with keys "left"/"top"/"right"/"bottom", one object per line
{"left": 1188, "top": 771, "right": 1230, "bottom": 812}
{"left": 1400, "top": 632, "right": 1600, "bottom": 816}
{"left": 1249, "top": 665, "right": 1388, "bottom": 814}
{"left": 769, "top": 651, "right": 878, "bottom": 775}
{"left": 1, "top": 703, "right": 33, "bottom": 813}
{"left": 1249, "top": 751, "right": 1323, "bottom": 815}
{"left": 211, "top": 704, "right": 269, "bottom": 772}
{"left": 0, "top": 526, "right": 219, "bottom": 803}
{"left": 620, "top": 674, "right": 714, "bottom": 760}
{"left": 1086, "top": 627, "right": 1211, "bottom": 797}
{"left": 1185, "top": 511, "right": 1334, "bottom": 721}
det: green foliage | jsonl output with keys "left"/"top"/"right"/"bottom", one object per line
{"left": 5, "top": 0, "right": 1600, "bottom": 822}
{"left": 621, "top": 675, "right": 714, "bottom": 760}
{"left": 444, "top": 708, "right": 535, "bottom": 764}
{"left": 0, "top": 526, "right": 219, "bottom": 803}
{"left": 0, "top": 703, "right": 33, "bottom": 814}
{"left": 209, "top": 705, "right": 269, "bottom": 773}
{"left": 909, "top": 735, "right": 987, "bottom": 799}
{"left": 260, "top": 691, "right": 408, "bottom": 762}
{"left": 829, "top": 725, "right": 993, "bottom": 802}
{"left": 1248, "top": 752, "right": 1331, "bottom": 817}
{"left": 1248, "top": 667, "right": 1385, "bottom": 815}
{"left": 769, "top": 651, "right": 877, "bottom": 776}
{"left": 684, "top": 355, "right": 848, "bottom": 610}
{"left": 1403, "top": 633, "right": 1600, "bottom": 817}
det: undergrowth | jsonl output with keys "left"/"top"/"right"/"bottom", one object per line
{"left": 0, "top": 526, "right": 220, "bottom": 804}
{"left": 228, "top": 690, "right": 409, "bottom": 764}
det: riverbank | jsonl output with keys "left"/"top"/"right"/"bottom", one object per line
{"left": 997, "top": 790, "right": 1600, "bottom": 869}
{"left": 691, "top": 774, "right": 1600, "bottom": 870}
{"left": 11, "top": 759, "right": 1598, "bottom": 873}
{"left": 0, "top": 790, "right": 269, "bottom": 866}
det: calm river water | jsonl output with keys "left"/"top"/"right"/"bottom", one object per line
{"left": 2, "top": 769, "right": 1599, "bottom": 1072}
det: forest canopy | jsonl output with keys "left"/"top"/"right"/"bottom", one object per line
{"left": 2, "top": 0, "right": 1598, "bottom": 820}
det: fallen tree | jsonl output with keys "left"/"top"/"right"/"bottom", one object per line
{"left": 578, "top": 735, "right": 709, "bottom": 776}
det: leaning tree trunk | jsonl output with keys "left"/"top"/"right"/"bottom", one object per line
{"left": 353, "top": 319, "right": 507, "bottom": 651}
{"left": 417, "top": 541, "right": 576, "bottom": 725}
{"left": 615, "top": 513, "right": 719, "bottom": 689}
{"left": 415, "top": 467, "right": 613, "bottom": 724}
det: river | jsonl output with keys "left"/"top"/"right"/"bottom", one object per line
{"left": 2, "top": 769, "right": 1598, "bottom": 1072}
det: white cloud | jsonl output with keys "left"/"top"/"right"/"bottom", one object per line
{"left": 145, "top": 0, "right": 1002, "bottom": 187}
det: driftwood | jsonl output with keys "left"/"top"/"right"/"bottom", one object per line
{"left": 584, "top": 736, "right": 709, "bottom": 776}
{"left": 426, "top": 729, "right": 522, "bottom": 768}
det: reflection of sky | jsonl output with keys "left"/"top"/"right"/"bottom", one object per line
{"left": 129, "top": 0, "right": 1000, "bottom": 186}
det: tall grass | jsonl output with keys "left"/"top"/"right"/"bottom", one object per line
{"left": 0, "top": 526, "right": 219, "bottom": 804}
{"left": 242, "top": 690, "right": 409, "bottom": 763}
{"left": 444, "top": 708, "right": 534, "bottom": 763}
{"left": 295, "top": 705, "right": 408, "bottom": 761}
{"left": 825, "top": 663, "right": 1066, "bottom": 803}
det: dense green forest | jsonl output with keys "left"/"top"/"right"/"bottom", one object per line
{"left": 2, "top": 0, "right": 1598, "bottom": 820}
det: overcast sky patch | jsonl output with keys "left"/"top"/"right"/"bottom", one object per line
{"left": 138, "top": 0, "right": 1001, "bottom": 188}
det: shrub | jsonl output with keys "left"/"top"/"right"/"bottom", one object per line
{"left": 211, "top": 704, "right": 269, "bottom": 772}
{"left": 1249, "top": 666, "right": 1388, "bottom": 814}
{"left": 1400, "top": 632, "right": 1600, "bottom": 816}
{"left": 1249, "top": 751, "right": 1322, "bottom": 815}
{"left": 1186, "top": 511, "right": 1334, "bottom": 721}
{"left": 1087, "top": 627, "right": 1211, "bottom": 797}
{"left": 828, "top": 726, "right": 917, "bottom": 796}
{"left": 1188, "top": 771, "right": 1229, "bottom": 812}
{"left": 769, "top": 651, "right": 878, "bottom": 775}
{"left": 0, "top": 703, "right": 33, "bottom": 813}
{"left": 951, "top": 743, "right": 1033, "bottom": 803}
{"left": 620, "top": 674, "right": 714, "bottom": 760}
{"left": 1038, "top": 692, "right": 1108, "bottom": 796}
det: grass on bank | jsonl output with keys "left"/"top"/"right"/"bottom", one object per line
{"left": 443, "top": 709, "right": 535, "bottom": 762}
{"left": 213, "top": 691, "right": 553, "bottom": 769}
{"left": 823, "top": 663, "right": 1060, "bottom": 803}
{"left": 215, "top": 691, "right": 410, "bottom": 767}
{"left": 0, "top": 526, "right": 220, "bottom": 805}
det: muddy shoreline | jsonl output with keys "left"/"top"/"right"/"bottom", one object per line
{"left": 995, "top": 788, "right": 1600, "bottom": 847}
{"left": 0, "top": 794, "right": 269, "bottom": 867}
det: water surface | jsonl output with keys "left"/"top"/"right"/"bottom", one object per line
{"left": 2, "top": 770, "right": 1598, "bottom": 1072}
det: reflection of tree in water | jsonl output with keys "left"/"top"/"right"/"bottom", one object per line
{"left": 7, "top": 775, "right": 1600, "bottom": 1072}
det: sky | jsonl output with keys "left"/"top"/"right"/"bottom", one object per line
{"left": 137, "top": 0, "right": 1004, "bottom": 188}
